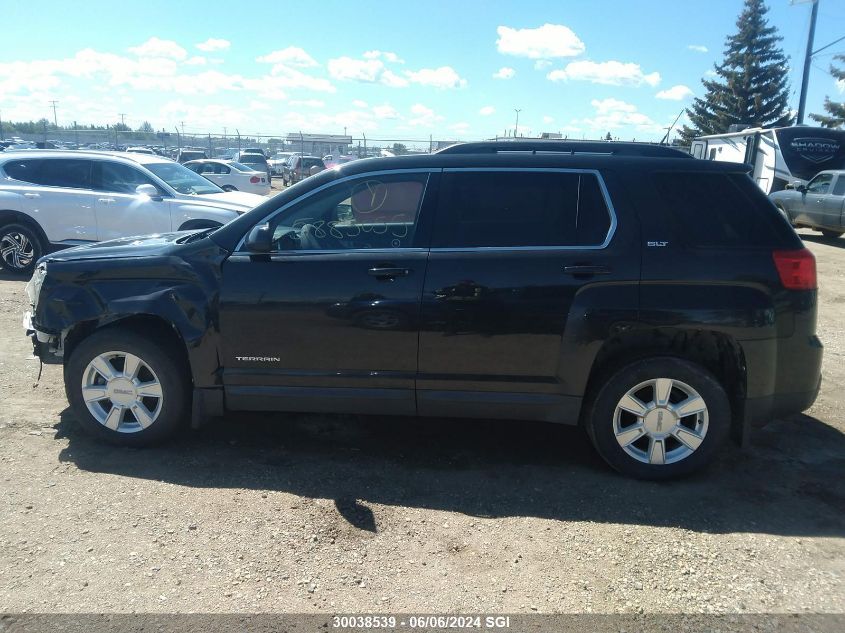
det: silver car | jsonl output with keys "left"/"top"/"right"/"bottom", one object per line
{"left": 769, "top": 170, "right": 845, "bottom": 239}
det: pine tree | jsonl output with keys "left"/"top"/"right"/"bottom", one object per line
{"left": 810, "top": 54, "right": 845, "bottom": 128}
{"left": 680, "top": 0, "right": 792, "bottom": 142}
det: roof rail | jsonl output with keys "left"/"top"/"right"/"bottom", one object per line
{"left": 436, "top": 140, "right": 691, "bottom": 159}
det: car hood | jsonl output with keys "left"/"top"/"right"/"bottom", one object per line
{"left": 42, "top": 232, "right": 192, "bottom": 262}
{"left": 175, "top": 191, "right": 266, "bottom": 212}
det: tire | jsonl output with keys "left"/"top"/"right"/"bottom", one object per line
{"left": 775, "top": 205, "right": 792, "bottom": 226}
{"left": 0, "top": 222, "right": 43, "bottom": 275}
{"left": 65, "top": 327, "right": 190, "bottom": 447}
{"left": 222, "top": 185, "right": 237, "bottom": 192}
{"left": 820, "top": 229, "right": 843, "bottom": 239}
{"left": 585, "top": 357, "right": 731, "bottom": 480}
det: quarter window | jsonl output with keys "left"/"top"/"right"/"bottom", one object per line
{"left": 3, "top": 158, "right": 91, "bottom": 189}
{"left": 431, "top": 171, "right": 612, "bottom": 248}
{"left": 267, "top": 173, "right": 429, "bottom": 251}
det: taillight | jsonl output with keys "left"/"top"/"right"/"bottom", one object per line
{"left": 250, "top": 176, "right": 260, "bottom": 183}
{"left": 773, "top": 248, "right": 816, "bottom": 290}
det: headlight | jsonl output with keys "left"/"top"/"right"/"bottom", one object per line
{"left": 25, "top": 263, "right": 47, "bottom": 307}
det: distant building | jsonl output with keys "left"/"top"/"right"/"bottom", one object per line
{"left": 433, "top": 140, "right": 460, "bottom": 150}
{"left": 285, "top": 133, "right": 352, "bottom": 157}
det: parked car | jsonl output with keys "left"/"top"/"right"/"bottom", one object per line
{"left": 267, "top": 152, "right": 296, "bottom": 176}
{"left": 769, "top": 170, "right": 845, "bottom": 239}
{"left": 284, "top": 155, "right": 326, "bottom": 185}
{"left": 233, "top": 151, "right": 272, "bottom": 183}
{"left": 126, "top": 147, "right": 155, "bottom": 155}
{"left": 184, "top": 159, "right": 271, "bottom": 196}
{"left": 175, "top": 149, "right": 207, "bottom": 164}
{"left": 241, "top": 148, "right": 265, "bottom": 156}
{"left": 323, "top": 154, "right": 357, "bottom": 169}
{"left": 22, "top": 140, "right": 822, "bottom": 480}
{"left": 0, "top": 150, "right": 266, "bottom": 274}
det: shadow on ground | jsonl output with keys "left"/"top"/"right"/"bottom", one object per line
{"left": 798, "top": 232, "right": 845, "bottom": 250}
{"left": 55, "top": 409, "right": 844, "bottom": 537}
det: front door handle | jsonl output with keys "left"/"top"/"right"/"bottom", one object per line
{"left": 98, "top": 198, "right": 115, "bottom": 204}
{"left": 23, "top": 192, "right": 40, "bottom": 199}
{"left": 368, "top": 266, "right": 410, "bottom": 279}
{"left": 564, "top": 265, "right": 611, "bottom": 276}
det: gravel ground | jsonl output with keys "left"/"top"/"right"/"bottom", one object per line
{"left": 0, "top": 227, "right": 842, "bottom": 615}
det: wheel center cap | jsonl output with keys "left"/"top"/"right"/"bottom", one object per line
{"left": 643, "top": 407, "right": 675, "bottom": 437}
{"left": 107, "top": 378, "right": 137, "bottom": 406}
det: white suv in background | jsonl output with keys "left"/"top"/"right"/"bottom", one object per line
{"left": 0, "top": 150, "right": 266, "bottom": 274}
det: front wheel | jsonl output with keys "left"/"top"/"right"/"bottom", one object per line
{"left": 820, "top": 229, "right": 843, "bottom": 239}
{"left": 0, "top": 223, "right": 43, "bottom": 275}
{"left": 65, "top": 328, "right": 190, "bottom": 446}
{"left": 586, "top": 357, "right": 731, "bottom": 480}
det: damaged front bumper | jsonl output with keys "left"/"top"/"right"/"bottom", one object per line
{"left": 23, "top": 310, "right": 64, "bottom": 364}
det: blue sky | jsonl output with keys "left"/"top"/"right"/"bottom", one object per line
{"left": 1, "top": 0, "right": 843, "bottom": 147}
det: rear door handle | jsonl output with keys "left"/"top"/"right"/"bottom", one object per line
{"left": 23, "top": 193, "right": 40, "bottom": 199}
{"left": 368, "top": 267, "right": 410, "bottom": 279}
{"left": 564, "top": 265, "right": 612, "bottom": 276}
{"left": 98, "top": 198, "right": 115, "bottom": 203}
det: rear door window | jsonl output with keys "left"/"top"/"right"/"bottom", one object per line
{"left": 3, "top": 158, "right": 91, "bottom": 189}
{"left": 432, "top": 170, "right": 612, "bottom": 248}
{"left": 3, "top": 159, "right": 43, "bottom": 184}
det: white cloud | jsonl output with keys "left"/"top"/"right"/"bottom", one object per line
{"left": 128, "top": 37, "right": 187, "bottom": 60}
{"left": 327, "top": 56, "right": 383, "bottom": 82}
{"left": 547, "top": 60, "right": 661, "bottom": 87}
{"left": 405, "top": 66, "right": 466, "bottom": 89}
{"left": 836, "top": 78, "right": 844, "bottom": 94}
{"left": 257, "top": 47, "right": 318, "bottom": 68}
{"left": 479, "top": 106, "right": 495, "bottom": 116}
{"left": 184, "top": 56, "right": 207, "bottom": 66}
{"left": 380, "top": 69, "right": 409, "bottom": 87}
{"left": 289, "top": 99, "right": 325, "bottom": 108}
{"left": 408, "top": 103, "right": 444, "bottom": 127}
{"left": 656, "top": 84, "right": 694, "bottom": 100}
{"left": 363, "top": 50, "right": 404, "bottom": 63}
{"left": 592, "top": 98, "right": 637, "bottom": 114}
{"left": 352, "top": 99, "right": 368, "bottom": 108}
{"left": 543, "top": 115, "right": 554, "bottom": 124}
{"left": 493, "top": 66, "right": 515, "bottom": 80}
{"left": 704, "top": 69, "right": 718, "bottom": 78}
{"left": 196, "top": 38, "right": 231, "bottom": 53}
{"left": 582, "top": 98, "right": 658, "bottom": 132}
{"left": 534, "top": 60, "right": 552, "bottom": 70}
{"left": 496, "top": 24, "right": 585, "bottom": 59}
{"left": 373, "top": 104, "right": 400, "bottom": 119}
{"left": 262, "top": 64, "right": 335, "bottom": 93}
{"left": 687, "top": 45, "right": 708, "bottom": 53}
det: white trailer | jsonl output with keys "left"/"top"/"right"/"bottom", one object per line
{"left": 690, "top": 126, "right": 845, "bottom": 194}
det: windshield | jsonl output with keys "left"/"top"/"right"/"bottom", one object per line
{"left": 146, "top": 162, "right": 224, "bottom": 195}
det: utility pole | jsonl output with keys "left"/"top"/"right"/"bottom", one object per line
{"left": 49, "top": 100, "right": 59, "bottom": 128}
{"left": 0, "top": 109, "right": 4, "bottom": 140}
{"left": 118, "top": 113, "right": 126, "bottom": 127}
{"left": 796, "top": 0, "right": 819, "bottom": 125}
{"left": 514, "top": 109, "right": 522, "bottom": 137}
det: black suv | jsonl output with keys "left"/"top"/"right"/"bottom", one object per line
{"left": 23, "top": 141, "right": 822, "bottom": 479}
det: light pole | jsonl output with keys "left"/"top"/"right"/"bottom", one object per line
{"left": 514, "top": 109, "right": 522, "bottom": 137}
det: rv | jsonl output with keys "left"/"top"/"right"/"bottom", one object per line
{"left": 690, "top": 126, "right": 845, "bottom": 194}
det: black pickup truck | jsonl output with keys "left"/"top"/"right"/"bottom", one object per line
{"left": 23, "top": 141, "right": 823, "bottom": 479}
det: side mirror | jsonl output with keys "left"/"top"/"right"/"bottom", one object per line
{"left": 796, "top": 184, "right": 808, "bottom": 193}
{"left": 135, "top": 184, "right": 162, "bottom": 200}
{"left": 784, "top": 183, "right": 794, "bottom": 190}
{"left": 245, "top": 223, "right": 273, "bottom": 253}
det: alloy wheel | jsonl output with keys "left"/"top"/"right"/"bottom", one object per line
{"left": 613, "top": 378, "right": 709, "bottom": 465}
{"left": 0, "top": 231, "right": 35, "bottom": 271}
{"left": 81, "top": 351, "right": 163, "bottom": 433}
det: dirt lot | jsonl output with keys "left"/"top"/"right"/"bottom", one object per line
{"left": 0, "top": 228, "right": 842, "bottom": 615}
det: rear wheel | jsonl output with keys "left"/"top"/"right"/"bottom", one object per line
{"left": 0, "top": 223, "right": 43, "bottom": 275}
{"left": 65, "top": 328, "right": 190, "bottom": 446}
{"left": 586, "top": 357, "right": 731, "bottom": 480}
{"left": 820, "top": 229, "right": 843, "bottom": 239}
